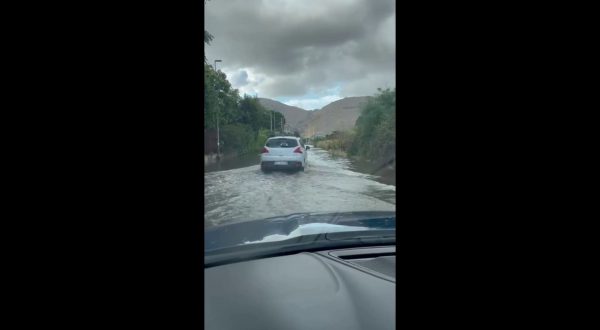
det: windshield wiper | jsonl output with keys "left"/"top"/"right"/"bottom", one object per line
{"left": 204, "top": 230, "right": 396, "bottom": 268}
{"left": 325, "top": 229, "right": 395, "bottom": 241}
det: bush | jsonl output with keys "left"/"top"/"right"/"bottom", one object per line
{"left": 314, "top": 130, "right": 355, "bottom": 152}
{"left": 349, "top": 88, "right": 395, "bottom": 163}
{"left": 220, "top": 123, "right": 255, "bottom": 155}
{"left": 253, "top": 128, "right": 271, "bottom": 151}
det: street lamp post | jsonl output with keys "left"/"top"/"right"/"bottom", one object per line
{"left": 214, "top": 59, "right": 222, "bottom": 159}
{"left": 216, "top": 106, "right": 220, "bottom": 160}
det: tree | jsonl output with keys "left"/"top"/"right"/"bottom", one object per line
{"left": 204, "top": 31, "right": 213, "bottom": 45}
{"left": 349, "top": 88, "right": 395, "bottom": 162}
{"left": 204, "top": 0, "right": 213, "bottom": 63}
{"left": 204, "top": 64, "right": 292, "bottom": 156}
{"left": 238, "top": 95, "right": 265, "bottom": 133}
{"left": 204, "top": 64, "right": 241, "bottom": 129}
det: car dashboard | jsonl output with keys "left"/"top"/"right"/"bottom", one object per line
{"left": 205, "top": 246, "right": 395, "bottom": 330}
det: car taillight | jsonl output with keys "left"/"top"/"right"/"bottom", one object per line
{"left": 261, "top": 147, "right": 269, "bottom": 153}
{"left": 293, "top": 147, "right": 303, "bottom": 153}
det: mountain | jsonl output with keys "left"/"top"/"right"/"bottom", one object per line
{"left": 258, "top": 96, "right": 370, "bottom": 137}
{"left": 257, "top": 98, "right": 312, "bottom": 132}
{"left": 303, "top": 97, "right": 370, "bottom": 137}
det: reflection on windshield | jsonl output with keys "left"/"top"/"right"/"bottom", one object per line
{"left": 243, "top": 223, "right": 371, "bottom": 244}
{"left": 205, "top": 211, "right": 395, "bottom": 253}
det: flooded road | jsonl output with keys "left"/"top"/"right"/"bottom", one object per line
{"left": 204, "top": 148, "right": 396, "bottom": 228}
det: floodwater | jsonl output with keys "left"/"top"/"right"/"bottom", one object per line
{"left": 204, "top": 148, "right": 396, "bottom": 228}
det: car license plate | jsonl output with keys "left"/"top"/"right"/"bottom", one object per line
{"left": 274, "top": 161, "right": 288, "bottom": 165}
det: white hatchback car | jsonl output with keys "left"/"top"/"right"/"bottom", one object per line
{"left": 260, "top": 136, "right": 308, "bottom": 172}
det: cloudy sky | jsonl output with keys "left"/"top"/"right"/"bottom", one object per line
{"left": 205, "top": 0, "right": 395, "bottom": 110}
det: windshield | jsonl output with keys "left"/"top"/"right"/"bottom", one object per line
{"left": 204, "top": 0, "right": 396, "bottom": 253}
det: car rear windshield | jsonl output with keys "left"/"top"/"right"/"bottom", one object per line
{"left": 266, "top": 138, "right": 298, "bottom": 148}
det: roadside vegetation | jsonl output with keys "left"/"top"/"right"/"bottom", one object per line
{"left": 315, "top": 88, "right": 395, "bottom": 169}
{"left": 204, "top": 59, "right": 285, "bottom": 157}
{"left": 313, "top": 131, "right": 355, "bottom": 157}
{"left": 204, "top": 3, "right": 285, "bottom": 158}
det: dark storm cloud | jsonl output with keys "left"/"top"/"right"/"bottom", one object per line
{"left": 205, "top": 0, "right": 395, "bottom": 99}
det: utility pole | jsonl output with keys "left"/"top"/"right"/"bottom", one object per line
{"left": 213, "top": 59, "right": 222, "bottom": 160}
{"left": 270, "top": 111, "right": 273, "bottom": 132}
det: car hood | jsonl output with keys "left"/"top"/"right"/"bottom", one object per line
{"left": 205, "top": 211, "right": 395, "bottom": 252}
